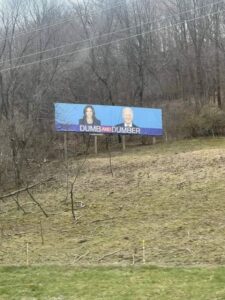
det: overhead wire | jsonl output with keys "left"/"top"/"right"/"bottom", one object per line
{"left": 0, "top": 1, "right": 125, "bottom": 44}
{"left": 1, "top": 0, "right": 224, "bottom": 65}
{"left": 1, "top": 7, "right": 225, "bottom": 73}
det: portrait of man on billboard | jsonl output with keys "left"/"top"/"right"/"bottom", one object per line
{"left": 116, "top": 107, "right": 138, "bottom": 128}
{"left": 79, "top": 105, "right": 101, "bottom": 126}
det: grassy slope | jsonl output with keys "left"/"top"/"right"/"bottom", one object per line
{"left": 1, "top": 138, "right": 225, "bottom": 265}
{"left": 0, "top": 266, "right": 225, "bottom": 299}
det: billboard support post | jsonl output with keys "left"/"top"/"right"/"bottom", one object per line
{"left": 94, "top": 135, "right": 98, "bottom": 155}
{"left": 164, "top": 131, "right": 168, "bottom": 142}
{"left": 64, "top": 132, "right": 68, "bottom": 161}
{"left": 122, "top": 135, "right": 126, "bottom": 151}
{"left": 153, "top": 137, "right": 156, "bottom": 145}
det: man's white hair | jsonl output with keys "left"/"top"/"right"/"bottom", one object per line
{"left": 122, "top": 107, "right": 133, "bottom": 117}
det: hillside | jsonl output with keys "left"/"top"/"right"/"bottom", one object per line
{"left": 1, "top": 138, "right": 225, "bottom": 266}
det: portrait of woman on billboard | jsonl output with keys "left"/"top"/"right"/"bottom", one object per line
{"left": 79, "top": 105, "right": 101, "bottom": 126}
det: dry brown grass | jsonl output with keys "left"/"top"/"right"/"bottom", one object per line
{"left": 1, "top": 138, "right": 225, "bottom": 266}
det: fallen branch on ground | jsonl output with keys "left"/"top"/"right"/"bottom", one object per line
{"left": 26, "top": 189, "right": 48, "bottom": 217}
{"left": 74, "top": 251, "right": 89, "bottom": 263}
{"left": 98, "top": 250, "right": 122, "bottom": 262}
{"left": 0, "top": 177, "right": 54, "bottom": 200}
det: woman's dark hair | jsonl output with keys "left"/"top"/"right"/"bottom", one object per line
{"left": 83, "top": 105, "right": 96, "bottom": 120}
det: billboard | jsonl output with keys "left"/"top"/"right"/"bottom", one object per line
{"left": 55, "top": 103, "right": 163, "bottom": 136}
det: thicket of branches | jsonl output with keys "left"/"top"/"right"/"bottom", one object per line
{"left": 1, "top": 0, "right": 225, "bottom": 186}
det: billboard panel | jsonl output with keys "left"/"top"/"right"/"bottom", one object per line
{"left": 55, "top": 103, "right": 163, "bottom": 136}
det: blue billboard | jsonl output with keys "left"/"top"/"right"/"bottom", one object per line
{"left": 55, "top": 103, "right": 163, "bottom": 136}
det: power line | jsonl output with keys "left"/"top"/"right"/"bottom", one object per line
{"left": 1, "top": 0, "right": 224, "bottom": 65}
{"left": 0, "top": 1, "right": 125, "bottom": 44}
{"left": 1, "top": 8, "right": 224, "bottom": 73}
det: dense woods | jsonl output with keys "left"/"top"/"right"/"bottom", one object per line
{"left": 1, "top": 0, "right": 225, "bottom": 186}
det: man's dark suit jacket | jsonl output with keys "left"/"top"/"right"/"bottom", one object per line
{"left": 116, "top": 123, "right": 138, "bottom": 128}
